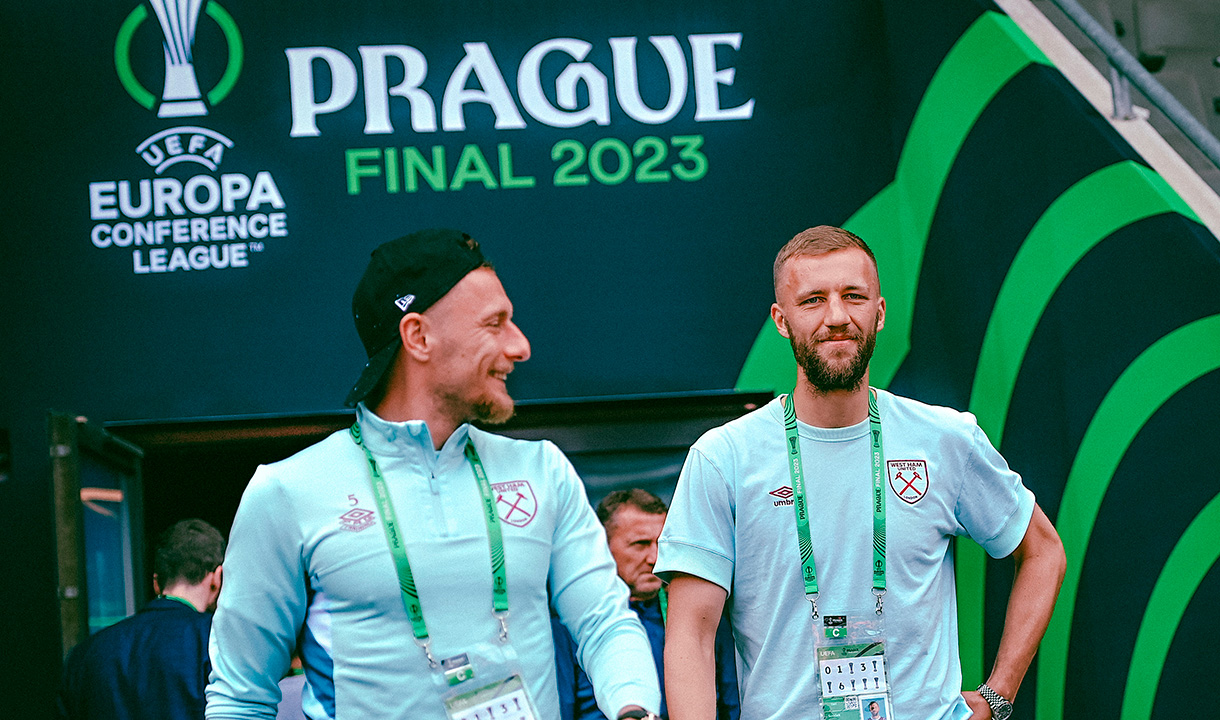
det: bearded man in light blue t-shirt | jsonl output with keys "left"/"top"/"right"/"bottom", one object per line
{"left": 656, "top": 226, "right": 1066, "bottom": 720}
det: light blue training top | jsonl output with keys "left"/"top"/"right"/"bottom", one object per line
{"left": 207, "top": 404, "right": 659, "bottom": 720}
{"left": 656, "top": 390, "right": 1034, "bottom": 720}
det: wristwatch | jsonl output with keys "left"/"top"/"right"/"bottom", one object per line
{"left": 617, "top": 710, "right": 661, "bottom": 720}
{"left": 976, "top": 683, "right": 1013, "bottom": 720}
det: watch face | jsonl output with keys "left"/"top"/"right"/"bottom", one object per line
{"left": 993, "top": 702, "right": 1013, "bottom": 720}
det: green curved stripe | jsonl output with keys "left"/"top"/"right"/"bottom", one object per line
{"left": 1120, "top": 492, "right": 1220, "bottom": 720}
{"left": 736, "top": 11, "right": 1049, "bottom": 394}
{"left": 969, "top": 161, "right": 1197, "bottom": 446}
{"left": 206, "top": 3, "right": 244, "bottom": 106}
{"left": 1036, "top": 315, "right": 1220, "bottom": 720}
{"left": 115, "top": 5, "right": 154, "bottom": 110}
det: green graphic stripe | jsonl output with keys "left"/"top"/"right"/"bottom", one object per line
{"left": 735, "top": 12, "right": 1049, "bottom": 394}
{"left": 860, "top": 11, "right": 1048, "bottom": 389}
{"left": 1036, "top": 315, "right": 1220, "bottom": 720}
{"left": 206, "top": 2, "right": 243, "bottom": 106}
{"left": 969, "top": 161, "right": 1197, "bottom": 445}
{"left": 1120, "top": 493, "right": 1220, "bottom": 720}
{"left": 115, "top": 6, "right": 154, "bottom": 110}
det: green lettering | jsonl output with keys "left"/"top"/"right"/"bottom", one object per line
{"left": 450, "top": 145, "right": 498, "bottom": 191}
{"left": 498, "top": 143, "right": 535, "bottom": 189}
{"left": 404, "top": 146, "right": 447, "bottom": 192}
{"left": 345, "top": 148, "right": 382, "bottom": 195}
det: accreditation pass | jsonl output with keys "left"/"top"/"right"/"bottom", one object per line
{"left": 816, "top": 643, "right": 893, "bottom": 720}
{"left": 444, "top": 674, "right": 538, "bottom": 720}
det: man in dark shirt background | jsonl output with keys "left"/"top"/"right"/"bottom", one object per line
{"left": 58, "top": 518, "right": 225, "bottom": 720}
{"left": 554, "top": 490, "right": 739, "bottom": 720}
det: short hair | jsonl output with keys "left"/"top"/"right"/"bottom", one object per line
{"left": 773, "top": 225, "right": 880, "bottom": 294}
{"left": 596, "top": 489, "right": 668, "bottom": 529}
{"left": 154, "top": 519, "right": 226, "bottom": 586}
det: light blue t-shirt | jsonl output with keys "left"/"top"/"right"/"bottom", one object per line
{"left": 655, "top": 391, "right": 1034, "bottom": 720}
{"left": 207, "top": 404, "right": 659, "bottom": 720}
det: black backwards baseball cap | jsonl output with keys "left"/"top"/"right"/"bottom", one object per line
{"left": 345, "top": 228, "right": 487, "bottom": 407}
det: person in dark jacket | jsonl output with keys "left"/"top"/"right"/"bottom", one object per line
{"left": 58, "top": 518, "right": 225, "bottom": 720}
{"left": 554, "top": 490, "right": 740, "bottom": 720}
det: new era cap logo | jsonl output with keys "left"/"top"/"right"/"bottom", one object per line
{"left": 394, "top": 294, "right": 416, "bottom": 311}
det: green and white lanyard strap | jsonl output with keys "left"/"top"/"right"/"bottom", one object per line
{"left": 350, "top": 422, "right": 510, "bottom": 669}
{"left": 782, "top": 388, "right": 887, "bottom": 619}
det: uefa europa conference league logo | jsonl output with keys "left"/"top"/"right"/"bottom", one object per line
{"left": 90, "top": 0, "right": 290, "bottom": 276}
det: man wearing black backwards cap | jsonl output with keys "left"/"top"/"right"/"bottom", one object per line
{"left": 207, "top": 230, "right": 661, "bottom": 720}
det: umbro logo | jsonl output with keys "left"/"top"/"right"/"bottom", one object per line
{"left": 769, "top": 486, "right": 794, "bottom": 507}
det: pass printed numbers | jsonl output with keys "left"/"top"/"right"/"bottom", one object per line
{"left": 815, "top": 645, "right": 889, "bottom": 699}
{"left": 821, "top": 657, "right": 887, "bottom": 697}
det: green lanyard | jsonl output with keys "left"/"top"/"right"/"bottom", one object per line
{"left": 782, "top": 388, "right": 887, "bottom": 618}
{"left": 350, "top": 422, "right": 509, "bottom": 668}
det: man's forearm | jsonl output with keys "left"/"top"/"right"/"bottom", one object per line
{"left": 985, "top": 505, "right": 1066, "bottom": 701}
{"left": 663, "top": 575, "right": 726, "bottom": 720}
{"left": 664, "top": 621, "right": 718, "bottom": 720}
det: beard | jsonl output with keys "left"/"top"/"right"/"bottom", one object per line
{"left": 788, "top": 316, "right": 878, "bottom": 393}
{"left": 440, "top": 384, "right": 516, "bottom": 426}
{"left": 471, "top": 393, "right": 515, "bottom": 425}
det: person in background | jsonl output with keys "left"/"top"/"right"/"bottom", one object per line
{"left": 58, "top": 518, "right": 225, "bottom": 720}
{"left": 207, "top": 229, "right": 660, "bottom": 720}
{"left": 554, "top": 489, "right": 739, "bottom": 720}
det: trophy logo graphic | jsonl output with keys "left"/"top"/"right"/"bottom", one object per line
{"left": 151, "top": 0, "right": 207, "bottom": 117}
{"left": 115, "top": 1, "right": 243, "bottom": 116}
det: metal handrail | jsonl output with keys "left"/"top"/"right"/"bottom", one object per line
{"left": 1051, "top": 0, "right": 1220, "bottom": 169}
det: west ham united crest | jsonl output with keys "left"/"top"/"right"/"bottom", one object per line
{"left": 887, "top": 460, "right": 929, "bottom": 504}
{"left": 492, "top": 480, "right": 537, "bottom": 527}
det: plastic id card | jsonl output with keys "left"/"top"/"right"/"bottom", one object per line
{"left": 814, "top": 610, "right": 895, "bottom": 720}
{"left": 443, "top": 674, "right": 539, "bottom": 720}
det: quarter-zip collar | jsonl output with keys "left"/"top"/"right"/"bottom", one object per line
{"left": 356, "top": 403, "right": 473, "bottom": 474}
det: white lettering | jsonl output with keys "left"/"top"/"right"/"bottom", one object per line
{"left": 249, "top": 214, "right": 268, "bottom": 238}
{"left": 119, "top": 180, "right": 152, "bottom": 218}
{"left": 442, "top": 42, "right": 526, "bottom": 132}
{"left": 184, "top": 175, "right": 221, "bottom": 214}
{"left": 246, "top": 172, "right": 286, "bottom": 210}
{"left": 149, "top": 247, "right": 168, "bottom": 272}
{"left": 112, "top": 223, "right": 133, "bottom": 247}
{"left": 360, "top": 45, "right": 436, "bottom": 134}
{"left": 168, "top": 246, "right": 191, "bottom": 271}
{"left": 287, "top": 47, "right": 359, "bottom": 137}
{"left": 188, "top": 245, "right": 210, "bottom": 270}
{"left": 690, "top": 33, "right": 754, "bottom": 121}
{"left": 518, "top": 39, "right": 609, "bottom": 128}
{"left": 92, "top": 224, "right": 112, "bottom": 248}
{"left": 90, "top": 182, "right": 118, "bottom": 220}
{"left": 191, "top": 217, "right": 209, "bottom": 241}
{"left": 611, "top": 36, "right": 688, "bottom": 125}
{"left": 221, "top": 174, "right": 251, "bottom": 212}
{"left": 153, "top": 178, "right": 185, "bottom": 216}
{"left": 203, "top": 143, "right": 224, "bottom": 165}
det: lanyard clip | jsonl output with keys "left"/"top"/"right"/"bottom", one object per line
{"left": 494, "top": 610, "right": 510, "bottom": 643}
{"left": 872, "top": 588, "right": 885, "bottom": 616}
{"left": 415, "top": 636, "right": 439, "bottom": 668}
{"left": 806, "top": 592, "right": 819, "bottom": 620}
